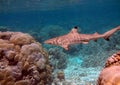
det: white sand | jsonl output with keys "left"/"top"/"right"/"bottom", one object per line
{"left": 64, "top": 56, "right": 102, "bottom": 85}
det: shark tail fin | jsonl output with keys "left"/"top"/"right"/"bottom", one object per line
{"left": 103, "top": 26, "right": 120, "bottom": 41}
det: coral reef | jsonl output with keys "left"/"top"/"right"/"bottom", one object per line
{"left": 52, "top": 70, "right": 76, "bottom": 85}
{"left": 48, "top": 47, "right": 67, "bottom": 69}
{"left": 0, "top": 26, "right": 10, "bottom": 32}
{"left": 0, "top": 31, "right": 52, "bottom": 85}
{"left": 97, "top": 51, "right": 120, "bottom": 85}
{"left": 52, "top": 71, "right": 65, "bottom": 85}
{"left": 80, "top": 30, "right": 120, "bottom": 67}
{"left": 80, "top": 41, "right": 111, "bottom": 67}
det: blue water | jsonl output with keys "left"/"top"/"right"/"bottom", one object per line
{"left": 0, "top": 0, "right": 120, "bottom": 84}
{"left": 0, "top": 0, "right": 120, "bottom": 33}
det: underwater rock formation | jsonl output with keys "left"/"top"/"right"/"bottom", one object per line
{"left": 0, "top": 26, "right": 10, "bottom": 32}
{"left": 80, "top": 29, "right": 120, "bottom": 67}
{"left": 52, "top": 70, "right": 76, "bottom": 85}
{"left": 80, "top": 40, "right": 111, "bottom": 67}
{"left": 48, "top": 47, "right": 67, "bottom": 69}
{"left": 0, "top": 31, "right": 52, "bottom": 85}
{"left": 52, "top": 71, "right": 65, "bottom": 85}
{"left": 97, "top": 51, "right": 120, "bottom": 85}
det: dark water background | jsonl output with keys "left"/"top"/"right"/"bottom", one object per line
{"left": 0, "top": 0, "right": 120, "bottom": 33}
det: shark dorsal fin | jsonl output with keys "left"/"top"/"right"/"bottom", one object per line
{"left": 69, "top": 27, "right": 79, "bottom": 34}
{"left": 93, "top": 32, "right": 99, "bottom": 36}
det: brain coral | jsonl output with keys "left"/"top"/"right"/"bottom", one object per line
{"left": 97, "top": 51, "right": 120, "bottom": 85}
{"left": 0, "top": 31, "right": 52, "bottom": 85}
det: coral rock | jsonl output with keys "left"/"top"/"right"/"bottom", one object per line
{"left": 57, "top": 71, "right": 65, "bottom": 81}
{"left": 5, "top": 50, "right": 16, "bottom": 60}
{"left": 10, "top": 32, "right": 35, "bottom": 45}
{"left": 97, "top": 51, "right": 120, "bottom": 85}
{"left": 15, "top": 80, "right": 30, "bottom": 85}
{"left": 0, "top": 31, "right": 52, "bottom": 85}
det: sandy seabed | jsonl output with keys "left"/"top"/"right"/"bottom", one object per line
{"left": 64, "top": 57, "right": 102, "bottom": 85}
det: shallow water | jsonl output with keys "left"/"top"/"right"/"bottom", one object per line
{"left": 0, "top": 0, "right": 120, "bottom": 84}
{"left": 0, "top": 0, "right": 120, "bottom": 32}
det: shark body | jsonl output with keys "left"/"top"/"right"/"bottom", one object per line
{"left": 44, "top": 26, "right": 120, "bottom": 50}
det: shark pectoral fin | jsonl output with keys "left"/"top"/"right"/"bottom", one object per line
{"left": 61, "top": 44, "right": 69, "bottom": 50}
{"left": 105, "top": 37, "right": 110, "bottom": 41}
{"left": 94, "top": 39, "right": 97, "bottom": 42}
{"left": 82, "top": 42, "right": 89, "bottom": 44}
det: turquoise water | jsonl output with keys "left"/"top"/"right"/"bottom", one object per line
{"left": 0, "top": 0, "right": 120, "bottom": 84}
{"left": 0, "top": 0, "right": 120, "bottom": 33}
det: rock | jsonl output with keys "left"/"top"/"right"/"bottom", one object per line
{"left": 48, "top": 47, "right": 67, "bottom": 69}
{"left": 0, "top": 26, "right": 10, "bottom": 32}
{"left": 10, "top": 32, "right": 35, "bottom": 45}
{"left": 0, "top": 31, "right": 52, "bottom": 85}
{"left": 97, "top": 51, "right": 120, "bottom": 85}
{"left": 15, "top": 80, "right": 30, "bottom": 85}
{"left": 57, "top": 71, "right": 65, "bottom": 81}
{"left": 5, "top": 50, "right": 16, "bottom": 60}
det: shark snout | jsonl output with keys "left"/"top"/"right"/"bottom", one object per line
{"left": 44, "top": 39, "right": 53, "bottom": 45}
{"left": 44, "top": 40, "right": 50, "bottom": 44}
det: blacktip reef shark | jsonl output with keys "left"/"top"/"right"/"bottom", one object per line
{"left": 44, "top": 26, "right": 120, "bottom": 50}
